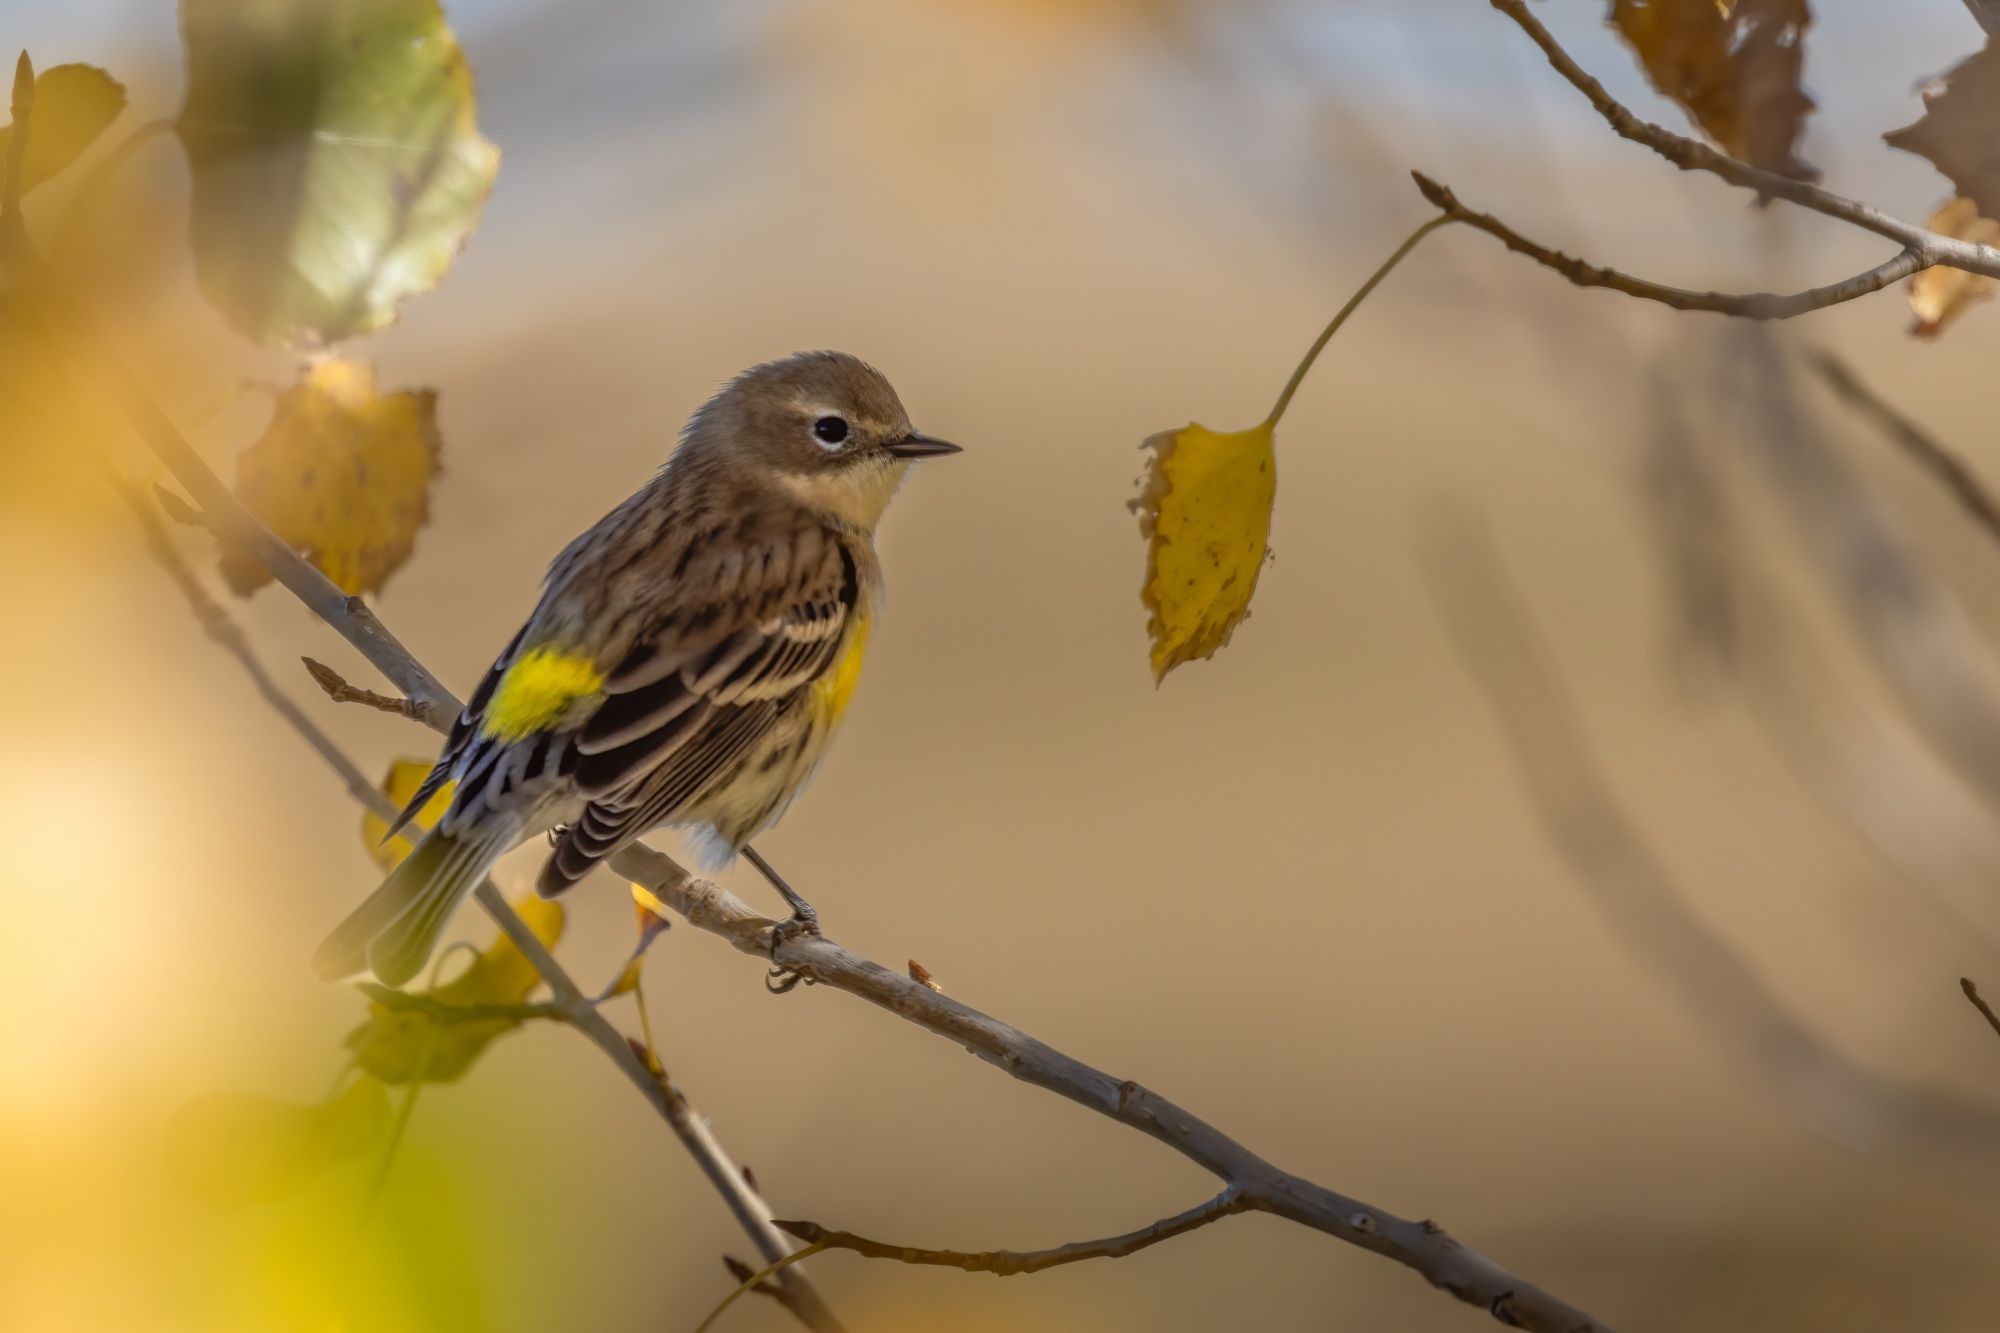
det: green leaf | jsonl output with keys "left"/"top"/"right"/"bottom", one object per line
{"left": 170, "top": 1076, "right": 393, "bottom": 1207}
{"left": 176, "top": 0, "right": 499, "bottom": 348}
{"left": 0, "top": 63, "right": 127, "bottom": 195}
{"left": 344, "top": 896, "right": 564, "bottom": 1085}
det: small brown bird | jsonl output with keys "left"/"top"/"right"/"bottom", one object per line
{"left": 315, "top": 351, "right": 959, "bottom": 985}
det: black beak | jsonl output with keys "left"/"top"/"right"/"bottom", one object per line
{"left": 885, "top": 431, "right": 963, "bottom": 459}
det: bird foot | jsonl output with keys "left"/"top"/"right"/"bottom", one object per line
{"left": 765, "top": 908, "right": 821, "bottom": 995}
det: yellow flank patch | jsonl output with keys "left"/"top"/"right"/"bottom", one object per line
{"left": 481, "top": 646, "right": 605, "bottom": 742}
{"left": 811, "top": 611, "right": 873, "bottom": 728}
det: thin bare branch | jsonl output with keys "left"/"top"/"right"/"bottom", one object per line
{"left": 613, "top": 844, "right": 1613, "bottom": 1331}
{"left": 304, "top": 655, "right": 429, "bottom": 719}
{"left": 109, "top": 475, "right": 841, "bottom": 1333}
{"left": 96, "top": 352, "right": 456, "bottom": 726}
{"left": 775, "top": 1189, "right": 1250, "bottom": 1276}
{"left": 1964, "top": 980, "right": 2000, "bottom": 1044}
{"left": 1485, "top": 0, "right": 2000, "bottom": 281}
{"left": 1804, "top": 350, "right": 2000, "bottom": 549}
{"left": 107, "top": 358, "right": 1616, "bottom": 1333}
{"left": 1413, "top": 172, "right": 1926, "bottom": 320}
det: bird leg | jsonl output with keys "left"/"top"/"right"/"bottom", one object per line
{"left": 741, "top": 845, "right": 819, "bottom": 994}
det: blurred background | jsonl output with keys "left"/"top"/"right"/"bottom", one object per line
{"left": 3, "top": 0, "right": 2000, "bottom": 1329}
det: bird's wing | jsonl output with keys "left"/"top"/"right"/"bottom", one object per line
{"left": 542, "top": 524, "right": 861, "bottom": 887}
{"left": 381, "top": 624, "right": 527, "bottom": 843}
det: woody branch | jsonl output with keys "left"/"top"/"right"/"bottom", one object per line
{"left": 1404, "top": 0, "right": 2000, "bottom": 321}
{"left": 107, "top": 355, "right": 1617, "bottom": 1333}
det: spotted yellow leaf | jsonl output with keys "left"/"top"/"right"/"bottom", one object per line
{"left": 344, "top": 895, "right": 565, "bottom": 1085}
{"left": 1909, "top": 197, "right": 1999, "bottom": 337}
{"left": 1132, "top": 221, "right": 1441, "bottom": 682}
{"left": 1131, "top": 422, "right": 1275, "bottom": 682}
{"left": 361, "top": 757, "right": 453, "bottom": 872}
{"left": 222, "top": 359, "right": 442, "bottom": 597}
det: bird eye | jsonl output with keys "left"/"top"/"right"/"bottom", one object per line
{"left": 812, "top": 416, "right": 850, "bottom": 449}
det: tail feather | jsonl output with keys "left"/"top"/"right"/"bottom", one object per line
{"left": 314, "top": 822, "right": 516, "bottom": 986}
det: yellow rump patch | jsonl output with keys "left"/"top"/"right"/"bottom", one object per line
{"left": 481, "top": 646, "right": 604, "bottom": 742}
{"left": 811, "top": 612, "right": 873, "bottom": 728}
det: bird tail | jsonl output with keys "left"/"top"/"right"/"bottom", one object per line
{"left": 313, "top": 820, "right": 519, "bottom": 986}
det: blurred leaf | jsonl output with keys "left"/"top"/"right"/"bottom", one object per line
{"left": 1131, "top": 421, "right": 1275, "bottom": 682}
{"left": 1609, "top": 0, "right": 1817, "bottom": 181}
{"left": 345, "top": 896, "right": 564, "bottom": 1085}
{"left": 363, "top": 756, "right": 453, "bottom": 872}
{"left": 0, "top": 62, "right": 126, "bottom": 196}
{"left": 1886, "top": 40, "right": 2000, "bottom": 220}
{"left": 1908, "top": 197, "right": 1999, "bottom": 337}
{"left": 177, "top": 0, "right": 500, "bottom": 348}
{"left": 171, "top": 1076, "right": 392, "bottom": 1208}
{"left": 222, "top": 358, "right": 442, "bottom": 596}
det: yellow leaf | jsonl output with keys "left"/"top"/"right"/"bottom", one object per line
{"left": 222, "top": 359, "right": 442, "bottom": 597}
{"left": 1887, "top": 41, "right": 2000, "bottom": 222}
{"left": 1610, "top": 0, "right": 1816, "bottom": 181}
{"left": 345, "top": 895, "right": 565, "bottom": 1084}
{"left": 169, "top": 1076, "right": 392, "bottom": 1208}
{"left": 603, "top": 883, "right": 673, "bottom": 998}
{"left": 0, "top": 62, "right": 126, "bottom": 196}
{"left": 361, "top": 758, "right": 454, "bottom": 873}
{"left": 1131, "top": 221, "right": 1441, "bottom": 682}
{"left": 1131, "top": 421, "right": 1275, "bottom": 682}
{"left": 1909, "top": 197, "right": 2000, "bottom": 337}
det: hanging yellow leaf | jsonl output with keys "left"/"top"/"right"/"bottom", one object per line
{"left": 344, "top": 895, "right": 565, "bottom": 1085}
{"left": 169, "top": 1076, "right": 392, "bottom": 1208}
{"left": 222, "top": 359, "right": 442, "bottom": 597}
{"left": 1609, "top": 0, "right": 1817, "bottom": 181}
{"left": 361, "top": 757, "right": 453, "bottom": 872}
{"left": 1131, "top": 221, "right": 1443, "bottom": 682}
{"left": 0, "top": 61, "right": 126, "bottom": 196}
{"left": 1908, "top": 197, "right": 2000, "bottom": 337}
{"left": 1131, "top": 422, "right": 1275, "bottom": 682}
{"left": 1886, "top": 41, "right": 2000, "bottom": 221}
{"left": 177, "top": 0, "right": 500, "bottom": 348}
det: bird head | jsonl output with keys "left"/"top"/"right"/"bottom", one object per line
{"left": 682, "top": 350, "right": 959, "bottom": 529}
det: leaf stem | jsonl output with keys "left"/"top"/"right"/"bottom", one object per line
{"left": 1265, "top": 216, "right": 1450, "bottom": 426}
{"left": 695, "top": 1241, "right": 828, "bottom": 1333}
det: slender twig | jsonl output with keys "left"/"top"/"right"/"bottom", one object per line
{"left": 304, "top": 655, "right": 429, "bottom": 719}
{"left": 776, "top": 1189, "right": 1250, "bottom": 1276}
{"left": 1804, "top": 350, "right": 2000, "bottom": 548}
{"left": 1964, "top": 980, "right": 2000, "bottom": 1043}
{"left": 1413, "top": 172, "right": 1927, "bottom": 320}
{"left": 104, "top": 342, "right": 1615, "bottom": 1333}
{"left": 94, "top": 349, "right": 456, "bottom": 725}
{"left": 108, "top": 473, "right": 840, "bottom": 1333}
{"left": 1485, "top": 0, "right": 2000, "bottom": 282}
